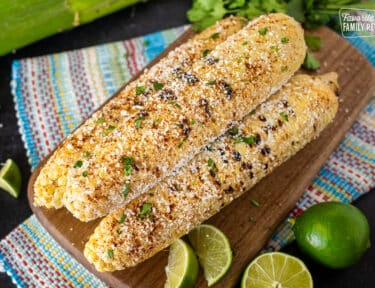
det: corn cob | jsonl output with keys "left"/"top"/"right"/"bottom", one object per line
{"left": 33, "top": 16, "right": 247, "bottom": 209}
{"left": 37, "top": 13, "right": 306, "bottom": 222}
{"left": 0, "top": 0, "right": 144, "bottom": 56}
{"left": 84, "top": 73, "right": 339, "bottom": 272}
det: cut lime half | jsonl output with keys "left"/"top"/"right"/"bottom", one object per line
{"left": 0, "top": 159, "right": 22, "bottom": 198}
{"left": 241, "top": 252, "right": 313, "bottom": 288}
{"left": 188, "top": 224, "right": 232, "bottom": 286}
{"left": 164, "top": 239, "right": 199, "bottom": 288}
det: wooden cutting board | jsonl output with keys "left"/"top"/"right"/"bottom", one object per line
{"left": 28, "top": 26, "right": 375, "bottom": 288}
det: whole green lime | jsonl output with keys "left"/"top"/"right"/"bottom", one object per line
{"left": 293, "top": 202, "right": 370, "bottom": 269}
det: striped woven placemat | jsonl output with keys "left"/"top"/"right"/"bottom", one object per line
{"left": 0, "top": 25, "right": 374, "bottom": 287}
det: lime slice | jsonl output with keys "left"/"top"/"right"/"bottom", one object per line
{"left": 0, "top": 159, "right": 22, "bottom": 198}
{"left": 241, "top": 252, "right": 313, "bottom": 288}
{"left": 188, "top": 224, "right": 232, "bottom": 286}
{"left": 164, "top": 239, "right": 199, "bottom": 288}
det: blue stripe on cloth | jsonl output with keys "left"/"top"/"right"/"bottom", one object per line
{"left": 143, "top": 31, "right": 167, "bottom": 63}
{"left": 97, "top": 44, "right": 120, "bottom": 97}
{"left": 0, "top": 252, "right": 25, "bottom": 288}
{"left": 313, "top": 177, "right": 347, "bottom": 202}
{"left": 11, "top": 60, "right": 40, "bottom": 168}
{"left": 321, "top": 166, "right": 362, "bottom": 199}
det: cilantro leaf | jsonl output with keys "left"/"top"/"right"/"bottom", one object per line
{"left": 302, "top": 52, "right": 320, "bottom": 70}
{"left": 187, "top": 0, "right": 375, "bottom": 32}
{"left": 287, "top": 0, "right": 305, "bottom": 23}
{"left": 304, "top": 35, "right": 322, "bottom": 51}
{"left": 139, "top": 203, "right": 152, "bottom": 218}
{"left": 235, "top": 135, "right": 255, "bottom": 145}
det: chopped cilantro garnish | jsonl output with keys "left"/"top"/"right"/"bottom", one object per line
{"left": 107, "top": 249, "right": 114, "bottom": 259}
{"left": 134, "top": 117, "right": 144, "bottom": 129}
{"left": 202, "top": 49, "right": 210, "bottom": 57}
{"left": 97, "top": 117, "right": 105, "bottom": 123}
{"left": 177, "top": 140, "right": 184, "bottom": 148}
{"left": 82, "top": 170, "right": 88, "bottom": 177}
{"left": 153, "top": 82, "right": 164, "bottom": 90}
{"left": 258, "top": 27, "right": 268, "bottom": 36}
{"left": 228, "top": 127, "right": 239, "bottom": 137}
{"left": 117, "top": 213, "right": 126, "bottom": 224}
{"left": 280, "top": 112, "right": 289, "bottom": 122}
{"left": 281, "top": 37, "right": 289, "bottom": 43}
{"left": 302, "top": 52, "right": 320, "bottom": 70}
{"left": 135, "top": 115, "right": 145, "bottom": 129}
{"left": 304, "top": 35, "right": 322, "bottom": 51}
{"left": 270, "top": 45, "right": 280, "bottom": 56}
{"left": 281, "top": 65, "right": 288, "bottom": 72}
{"left": 250, "top": 199, "right": 260, "bottom": 207}
{"left": 73, "top": 160, "right": 83, "bottom": 168}
{"left": 153, "top": 119, "right": 159, "bottom": 126}
{"left": 123, "top": 183, "right": 130, "bottom": 199}
{"left": 117, "top": 229, "right": 123, "bottom": 235}
{"left": 207, "top": 158, "right": 218, "bottom": 173}
{"left": 210, "top": 32, "right": 220, "bottom": 39}
{"left": 236, "top": 135, "right": 255, "bottom": 145}
{"left": 108, "top": 125, "right": 116, "bottom": 131}
{"left": 149, "top": 192, "right": 154, "bottom": 196}
{"left": 242, "top": 41, "right": 248, "bottom": 46}
{"left": 122, "top": 157, "right": 134, "bottom": 176}
{"left": 135, "top": 119, "right": 141, "bottom": 128}
{"left": 168, "top": 101, "right": 181, "bottom": 109}
{"left": 139, "top": 203, "right": 152, "bottom": 218}
{"left": 83, "top": 151, "right": 90, "bottom": 158}
{"left": 206, "top": 80, "right": 216, "bottom": 85}
{"left": 122, "top": 157, "right": 134, "bottom": 165}
{"left": 190, "top": 119, "right": 196, "bottom": 125}
{"left": 249, "top": 109, "right": 256, "bottom": 115}
{"left": 136, "top": 86, "right": 146, "bottom": 95}
{"left": 175, "top": 123, "right": 183, "bottom": 128}
{"left": 124, "top": 166, "right": 132, "bottom": 176}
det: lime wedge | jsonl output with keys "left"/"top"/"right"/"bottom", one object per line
{"left": 164, "top": 239, "right": 199, "bottom": 288}
{"left": 188, "top": 224, "right": 232, "bottom": 286}
{"left": 0, "top": 159, "right": 22, "bottom": 198}
{"left": 241, "top": 252, "right": 313, "bottom": 288}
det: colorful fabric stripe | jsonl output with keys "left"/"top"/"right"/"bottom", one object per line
{"left": 1, "top": 24, "right": 374, "bottom": 287}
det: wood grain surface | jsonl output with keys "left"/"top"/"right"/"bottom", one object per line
{"left": 27, "top": 26, "right": 375, "bottom": 288}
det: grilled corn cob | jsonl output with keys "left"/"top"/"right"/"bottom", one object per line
{"left": 37, "top": 13, "right": 306, "bottom": 222}
{"left": 33, "top": 16, "right": 247, "bottom": 209}
{"left": 84, "top": 73, "right": 339, "bottom": 271}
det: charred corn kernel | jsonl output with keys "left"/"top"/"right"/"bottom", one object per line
{"left": 84, "top": 73, "right": 339, "bottom": 272}
{"left": 33, "top": 16, "right": 246, "bottom": 209}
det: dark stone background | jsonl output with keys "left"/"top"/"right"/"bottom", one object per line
{"left": 0, "top": 0, "right": 374, "bottom": 287}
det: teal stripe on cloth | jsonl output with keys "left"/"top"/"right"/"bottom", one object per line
{"left": 11, "top": 60, "right": 39, "bottom": 169}
{"left": 1, "top": 23, "right": 374, "bottom": 287}
{"left": 49, "top": 54, "right": 71, "bottom": 136}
